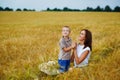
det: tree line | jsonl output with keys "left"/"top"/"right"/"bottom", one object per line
{"left": 46, "top": 5, "right": 120, "bottom": 12}
{"left": 0, "top": 7, "right": 35, "bottom": 11}
{"left": 0, "top": 5, "right": 120, "bottom": 12}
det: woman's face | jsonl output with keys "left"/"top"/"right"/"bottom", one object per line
{"left": 78, "top": 30, "right": 86, "bottom": 41}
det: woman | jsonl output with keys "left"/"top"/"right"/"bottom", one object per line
{"left": 71, "top": 29, "right": 92, "bottom": 68}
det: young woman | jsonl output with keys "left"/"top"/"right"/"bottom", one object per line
{"left": 71, "top": 29, "right": 92, "bottom": 67}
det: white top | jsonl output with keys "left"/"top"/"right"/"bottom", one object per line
{"left": 74, "top": 44, "right": 91, "bottom": 67}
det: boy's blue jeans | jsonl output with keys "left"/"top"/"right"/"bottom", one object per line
{"left": 58, "top": 59, "right": 70, "bottom": 72}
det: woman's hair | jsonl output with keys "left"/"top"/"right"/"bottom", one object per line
{"left": 81, "top": 29, "right": 92, "bottom": 51}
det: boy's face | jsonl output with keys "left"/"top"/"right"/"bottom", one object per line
{"left": 62, "top": 27, "right": 70, "bottom": 37}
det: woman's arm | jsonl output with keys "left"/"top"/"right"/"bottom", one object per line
{"left": 74, "top": 49, "right": 89, "bottom": 65}
{"left": 70, "top": 42, "right": 77, "bottom": 62}
{"left": 70, "top": 51, "right": 75, "bottom": 62}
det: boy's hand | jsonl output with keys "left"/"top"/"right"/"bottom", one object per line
{"left": 74, "top": 42, "right": 77, "bottom": 49}
{"left": 71, "top": 42, "right": 77, "bottom": 49}
{"left": 71, "top": 43, "right": 75, "bottom": 48}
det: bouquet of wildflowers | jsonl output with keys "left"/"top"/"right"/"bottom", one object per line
{"left": 39, "top": 61, "right": 60, "bottom": 75}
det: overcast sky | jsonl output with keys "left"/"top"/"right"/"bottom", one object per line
{"left": 0, "top": 0, "right": 120, "bottom": 11}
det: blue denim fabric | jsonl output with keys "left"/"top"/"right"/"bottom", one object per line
{"left": 58, "top": 59, "right": 70, "bottom": 72}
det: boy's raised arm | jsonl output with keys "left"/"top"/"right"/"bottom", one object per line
{"left": 62, "top": 46, "right": 73, "bottom": 52}
{"left": 62, "top": 42, "right": 76, "bottom": 52}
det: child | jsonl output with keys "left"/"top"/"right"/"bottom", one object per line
{"left": 58, "top": 26, "right": 75, "bottom": 73}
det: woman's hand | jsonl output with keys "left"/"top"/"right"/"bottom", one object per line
{"left": 71, "top": 42, "right": 77, "bottom": 49}
{"left": 71, "top": 42, "right": 75, "bottom": 49}
{"left": 70, "top": 42, "right": 77, "bottom": 62}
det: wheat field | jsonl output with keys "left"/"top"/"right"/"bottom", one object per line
{"left": 0, "top": 12, "right": 120, "bottom": 80}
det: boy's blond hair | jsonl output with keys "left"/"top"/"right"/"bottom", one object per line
{"left": 63, "top": 26, "right": 71, "bottom": 32}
